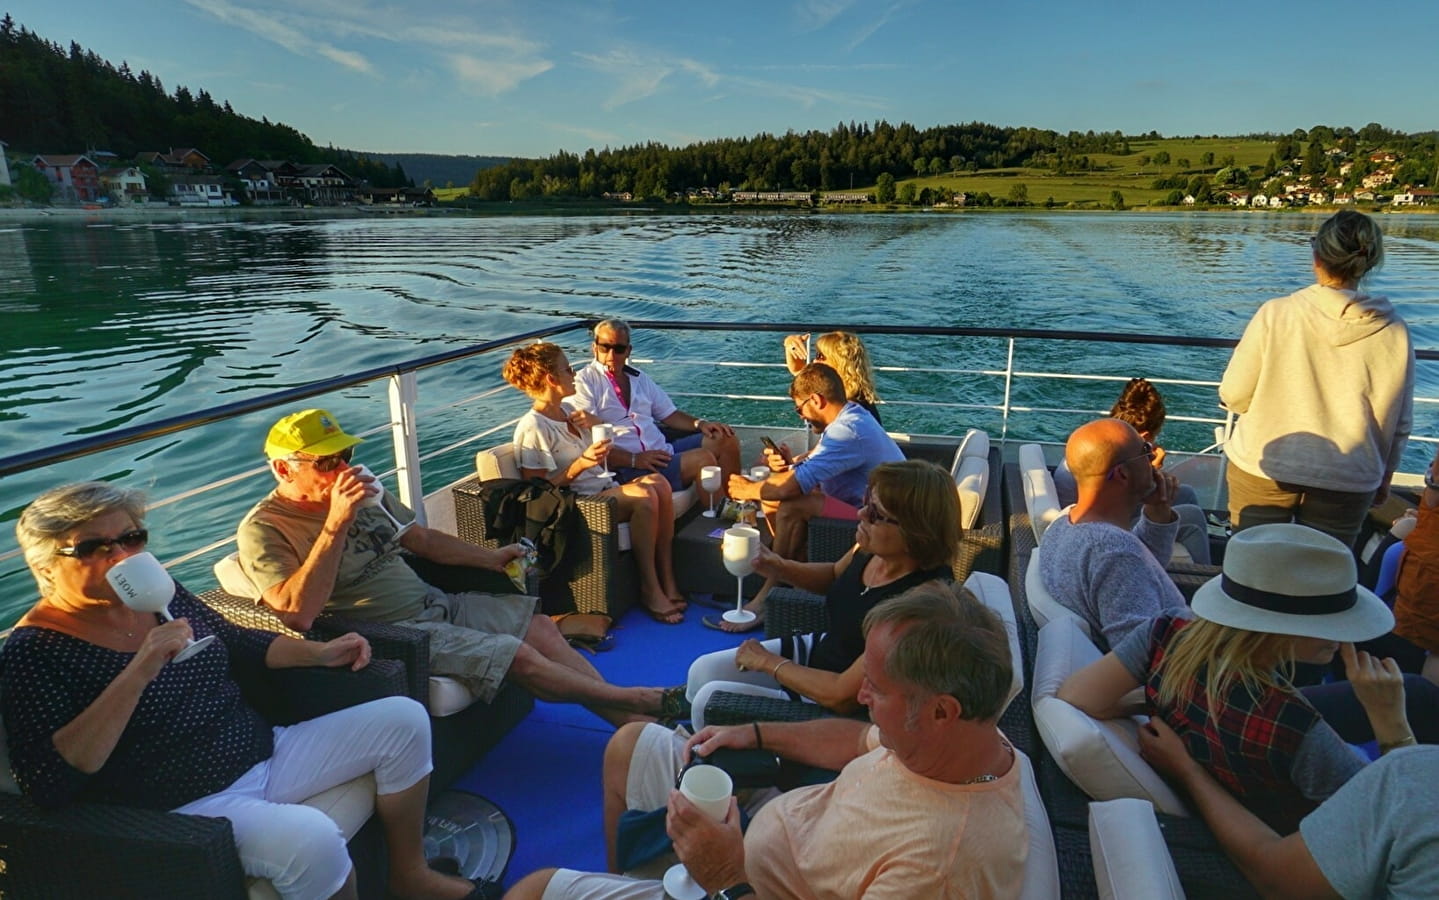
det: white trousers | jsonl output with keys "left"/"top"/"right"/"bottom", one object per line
{"left": 685, "top": 635, "right": 816, "bottom": 730}
{"left": 173, "top": 696, "right": 432, "bottom": 900}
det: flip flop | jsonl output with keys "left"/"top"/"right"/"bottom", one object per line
{"left": 701, "top": 613, "right": 764, "bottom": 633}
{"left": 643, "top": 603, "right": 685, "bottom": 625}
{"left": 658, "top": 685, "right": 692, "bottom": 722}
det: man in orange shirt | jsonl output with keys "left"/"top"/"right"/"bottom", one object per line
{"left": 504, "top": 581, "right": 1030, "bottom": 900}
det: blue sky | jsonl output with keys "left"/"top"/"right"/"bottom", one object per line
{"left": 10, "top": 0, "right": 1438, "bottom": 158}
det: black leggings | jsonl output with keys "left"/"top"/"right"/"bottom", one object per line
{"left": 1302, "top": 675, "right": 1439, "bottom": 744}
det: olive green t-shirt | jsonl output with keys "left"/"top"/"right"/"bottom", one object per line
{"left": 236, "top": 490, "right": 425, "bottom": 622}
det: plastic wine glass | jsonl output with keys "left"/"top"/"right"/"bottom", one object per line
{"left": 700, "top": 465, "right": 723, "bottom": 517}
{"left": 662, "top": 765, "right": 734, "bottom": 900}
{"left": 748, "top": 466, "right": 770, "bottom": 520}
{"left": 721, "top": 526, "right": 759, "bottom": 625}
{"left": 590, "top": 424, "right": 616, "bottom": 480}
{"left": 355, "top": 465, "right": 413, "bottom": 537}
{"left": 106, "top": 551, "right": 215, "bottom": 663}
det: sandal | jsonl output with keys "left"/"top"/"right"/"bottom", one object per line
{"left": 642, "top": 603, "right": 685, "bottom": 625}
{"left": 658, "top": 685, "right": 692, "bottom": 722}
{"left": 701, "top": 613, "right": 764, "bottom": 634}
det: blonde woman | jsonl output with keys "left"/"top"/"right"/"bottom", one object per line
{"left": 783, "top": 331, "right": 882, "bottom": 424}
{"left": 1058, "top": 523, "right": 1410, "bottom": 834}
{"left": 502, "top": 342, "right": 685, "bottom": 624}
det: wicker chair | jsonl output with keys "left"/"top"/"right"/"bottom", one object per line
{"left": 0, "top": 659, "right": 407, "bottom": 900}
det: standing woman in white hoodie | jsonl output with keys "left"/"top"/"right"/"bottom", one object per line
{"left": 1221, "top": 210, "right": 1414, "bottom": 547}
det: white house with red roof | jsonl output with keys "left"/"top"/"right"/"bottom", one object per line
{"left": 32, "top": 154, "right": 102, "bottom": 201}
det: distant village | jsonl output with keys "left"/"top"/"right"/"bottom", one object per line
{"left": 1201, "top": 149, "right": 1435, "bottom": 209}
{"left": 0, "top": 144, "right": 435, "bottom": 208}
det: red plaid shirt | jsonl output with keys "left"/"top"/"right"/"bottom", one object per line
{"left": 1142, "top": 614, "right": 1322, "bottom": 833}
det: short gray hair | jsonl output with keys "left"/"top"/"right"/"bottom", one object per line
{"left": 593, "top": 318, "right": 631, "bottom": 341}
{"left": 17, "top": 482, "right": 147, "bottom": 595}
{"left": 862, "top": 580, "right": 1013, "bottom": 723}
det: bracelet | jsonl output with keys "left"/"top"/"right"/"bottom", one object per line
{"left": 1380, "top": 734, "right": 1418, "bottom": 755}
{"left": 694, "top": 418, "right": 704, "bottom": 431}
{"left": 772, "top": 659, "right": 790, "bottom": 680}
{"left": 752, "top": 721, "right": 763, "bottom": 750}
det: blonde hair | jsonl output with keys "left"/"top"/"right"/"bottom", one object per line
{"left": 1312, "top": 210, "right": 1383, "bottom": 284}
{"left": 1154, "top": 618, "right": 1298, "bottom": 716}
{"left": 502, "top": 342, "right": 566, "bottom": 396}
{"left": 815, "top": 332, "right": 879, "bottom": 407}
{"left": 17, "top": 482, "right": 147, "bottom": 595}
{"left": 868, "top": 460, "right": 962, "bottom": 571}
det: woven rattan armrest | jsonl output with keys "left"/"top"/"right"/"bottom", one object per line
{"left": 764, "top": 587, "right": 828, "bottom": 638}
{"left": 702, "top": 690, "right": 841, "bottom": 726}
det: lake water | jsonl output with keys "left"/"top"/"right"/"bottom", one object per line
{"left": 4, "top": 210, "right": 1438, "bottom": 624}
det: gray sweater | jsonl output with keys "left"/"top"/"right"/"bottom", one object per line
{"left": 1038, "top": 510, "right": 1188, "bottom": 651}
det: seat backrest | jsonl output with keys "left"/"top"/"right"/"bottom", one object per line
{"left": 1023, "top": 548, "right": 1091, "bottom": 638}
{"left": 215, "top": 551, "right": 262, "bottom": 600}
{"left": 1088, "top": 798, "right": 1184, "bottom": 900}
{"left": 477, "top": 443, "right": 522, "bottom": 481}
{"left": 1018, "top": 444, "right": 1061, "bottom": 542}
{"left": 1029, "top": 618, "right": 1187, "bottom": 815}
{"left": 1017, "top": 749, "right": 1062, "bottom": 900}
{"left": 951, "top": 429, "right": 990, "bottom": 530}
{"left": 963, "top": 571, "right": 1024, "bottom": 714}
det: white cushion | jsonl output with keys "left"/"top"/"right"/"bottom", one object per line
{"left": 215, "top": 552, "right": 262, "bottom": 600}
{"left": 1030, "top": 618, "right": 1187, "bottom": 815}
{"left": 950, "top": 428, "right": 990, "bottom": 478}
{"left": 1088, "top": 798, "right": 1184, "bottom": 900}
{"left": 954, "top": 456, "right": 989, "bottom": 530}
{"left": 1018, "top": 444, "right": 1061, "bottom": 542}
{"left": 1024, "top": 548, "right": 1091, "bottom": 637}
{"left": 247, "top": 774, "right": 377, "bottom": 898}
{"left": 1017, "top": 750, "right": 1062, "bottom": 900}
{"left": 964, "top": 572, "right": 1024, "bottom": 713}
{"left": 477, "top": 442, "right": 697, "bottom": 520}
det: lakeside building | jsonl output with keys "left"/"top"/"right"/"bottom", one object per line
{"left": 99, "top": 165, "right": 148, "bottom": 205}
{"left": 0, "top": 140, "right": 10, "bottom": 187}
{"left": 31, "top": 154, "right": 101, "bottom": 202}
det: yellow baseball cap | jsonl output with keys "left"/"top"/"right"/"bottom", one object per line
{"left": 263, "top": 409, "right": 363, "bottom": 460}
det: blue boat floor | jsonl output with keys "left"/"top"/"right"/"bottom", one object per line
{"left": 450, "top": 598, "right": 749, "bottom": 889}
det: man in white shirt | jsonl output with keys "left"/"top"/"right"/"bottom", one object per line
{"left": 573, "top": 319, "right": 741, "bottom": 500}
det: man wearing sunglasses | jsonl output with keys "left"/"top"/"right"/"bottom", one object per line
{"left": 236, "top": 408, "right": 673, "bottom": 726}
{"left": 1037, "top": 417, "right": 1189, "bottom": 651}
{"left": 573, "top": 319, "right": 741, "bottom": 500}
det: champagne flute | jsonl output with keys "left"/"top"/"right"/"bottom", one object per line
{"left": 700, "top": 465, "right": 723, "bottom": 517}
{"left": 355, "top": 465, "right": 413, "bottom": 537}
{"left": 662, "top": 765, "right": 734, "bottom": 900}
{"left": 721, "top": 526, "right": 759, "bottom": 625}
{"left": 748, "top": 466, "right": 770, "bottom": 520}
{"left": 106, "top": 551, "right": 215, "bottom": 663}
{"left": 591, "top": 424, "right": 616, "bottom": 480}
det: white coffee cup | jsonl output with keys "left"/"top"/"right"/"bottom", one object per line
{"left": 105, "top": 551, "right": 175, "bottom": 611}
{"left": 678, "top": 764, "right": 733, "bottom": 821}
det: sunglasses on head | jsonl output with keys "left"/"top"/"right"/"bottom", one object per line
{"left": 290, "top": 446, "right": 354, "bottom": 472}
{"left": 56, "top": 528, "right": 149, "bottom": 560}
{"left": 594, "top": 341, "right": 631, "bottom": 354}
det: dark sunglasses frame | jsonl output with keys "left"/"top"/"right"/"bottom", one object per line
{"left": 290, "top": 446, "right": 354, "bottom": 472}
{"left": 56, "top": 527, "right": 149, "bottom": 560}
{"left": 859, "top": 492, "right": 900, "bottom": 526}
{"left": 1106, "top": 441, "right": 1155, "bottom": 480}
{"left": 594, "top": 341, "right": 631, "bottom": 354}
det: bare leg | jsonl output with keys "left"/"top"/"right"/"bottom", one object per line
{"left": 680, "top": 446, "right": 723, "bottom": 506}
{"left": 611, "top": 480, "right": 683, "bottom": 622}
{"left": 603, "top": 723, "right": 647, "bottom": 872}
{"left": 508, "top": 642, "right": 660, "bottom": 726}
{"left": 1424, "top": 654, "right": 1439, "bottom": 687}
{"left": 503, "top": 868, "right": 559, "bottom": 900}
{"left": 701, "top": 432, "right": 741, "bottom": 485}
{"left": 648, "top": 475, "right": 683, "bottom": 604}
{"left": 379, "top": 776, "right": 476, "bottom": 900}
{"left": 521, "top": 618, "right": 661, "bottom": 724}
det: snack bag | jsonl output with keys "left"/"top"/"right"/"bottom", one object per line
{"left": 505, "top": 537, "right": 539, "bottom": 592}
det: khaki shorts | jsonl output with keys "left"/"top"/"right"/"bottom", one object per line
{"left": 400, "top": 588, "right": 538, "bottom": 703}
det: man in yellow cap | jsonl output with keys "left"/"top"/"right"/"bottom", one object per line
{"left": 237, "top": 408, "right": 671, "bottom": 727}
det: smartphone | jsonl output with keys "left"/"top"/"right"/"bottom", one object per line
{"left": 760, "top": 436, "right": 793, "bottom": 464}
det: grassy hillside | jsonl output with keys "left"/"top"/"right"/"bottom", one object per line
{"left": 853, "top": 137, "right": 1277, "bottom": 207}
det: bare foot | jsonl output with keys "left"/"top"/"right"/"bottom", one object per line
{"left": 389, "top": 862, "right": 476, "bottom": 900}
{"left": 642, "top": 591, "right": 685, "bottom": 624}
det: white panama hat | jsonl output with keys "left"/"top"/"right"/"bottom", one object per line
{"left": 1192, "top": 523, "right": 1393, "bottom": 642}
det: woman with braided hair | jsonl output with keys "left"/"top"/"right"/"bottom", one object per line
{"left": 1220, "top": 210, "right": 1413, "bottom": 547}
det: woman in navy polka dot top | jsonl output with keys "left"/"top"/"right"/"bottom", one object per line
{"left": 0, "top": 482, "right": 483, "bottom": 900}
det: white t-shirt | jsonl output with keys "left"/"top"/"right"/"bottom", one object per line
{"left": 573, "top": 360, "right": 677, "bottom": 455}
{"left": 511, "top": 410, "right": 610, "bottom": 496}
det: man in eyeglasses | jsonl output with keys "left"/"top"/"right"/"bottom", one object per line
{"left": 572, "top": 318, "right": 741, "bottom": 501}
{"left": 235, "top": 408, "right": 675, "bottom": 727}
{"left": 1037, "top": 417, "right": 1188, "bottom": 651}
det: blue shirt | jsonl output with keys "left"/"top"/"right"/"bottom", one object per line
{"left": 792, "top": 401, "right": 903, "bottom": 508}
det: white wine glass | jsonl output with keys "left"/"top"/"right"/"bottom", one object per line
{"left": 721, "top": 526, "right": 759, "bottom": 625}
{"left": 748, "top": 466, "right": 770, "bottom": 520}
{"left": 106, "top": 551, "right": 215, "bottom": 663}
{"left": 355, "top": 465, "right": 413, "bottom": 537}
{"left": 590, "top": 424, "right": 616, "bottom": 480}
{"left": 662, "top": 765, "right": 734, "bottom": 900}
{"left": 700, "top": 465, "right": 723, "bottom": 517}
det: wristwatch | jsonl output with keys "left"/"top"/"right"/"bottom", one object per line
{"left": 712, "top": 885, "right": 755, "bottom": 900}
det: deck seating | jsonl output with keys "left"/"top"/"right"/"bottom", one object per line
{"left": 1019, "top": 443, "right": 1063, "bottom": 543}
{"left": 0, "top": 655, "right": 406, "bottom": 899}
{"left": 1023, "top": 547, "right": 1092, "bottom": 637}
{"left": 1088, "top": 799, "right": 1184, "bottom": 900}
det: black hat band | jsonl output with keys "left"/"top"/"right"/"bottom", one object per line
{"left": 1221, "top": 574, "right": 1356, "bottom": 615}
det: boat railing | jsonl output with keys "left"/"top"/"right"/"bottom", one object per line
{"left": 3, "top": 319, "right": 1437, "bottom": 622}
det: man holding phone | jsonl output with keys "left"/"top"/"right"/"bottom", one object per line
{"left": 573, "top": 318, "right": 741, "bottom": 502}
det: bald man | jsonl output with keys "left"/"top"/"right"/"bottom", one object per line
{"left": 1038, "top": 418, "right": 1188, "bottom": 650}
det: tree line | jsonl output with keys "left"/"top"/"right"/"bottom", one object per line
{"left": 0, "top": 14, "right": 410, "bottom": 189}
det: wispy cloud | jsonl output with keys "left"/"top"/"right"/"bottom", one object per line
{"left": 794, "top": 0, "right": 857, "bottom": 31}
{"left": 574, "top": 50, "right": 682, "bottom": 109}
{"left": 846, "top": 2, "right": 907, "bottom": 52}
{"left": 183, "top": 0, "right": 375, "bottom": 74}
{"left": 449, "top": 53, "right": 554, "bottom": 96}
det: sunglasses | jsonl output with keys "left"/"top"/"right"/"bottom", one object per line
{"left": 859, "top": 492, "right": 900, "bottom": 526}
{"left": 290, "top": 446, "right": 354, "bottom": 472}
{"left": 56, "top": 528, "right": 149, "bottom": 560}
{"left": 794, "top": 394, "right": 817, "bottom": 417}
{"left": 594, "top": 341, "right": 631, "bottom": 354}
{"left": 1106, "top": 441, "right": 1155, "bottom": 480}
